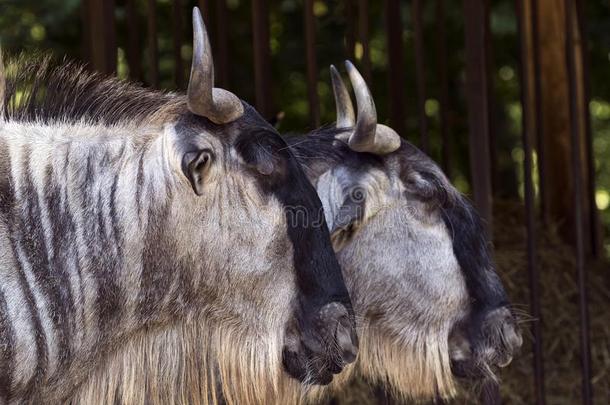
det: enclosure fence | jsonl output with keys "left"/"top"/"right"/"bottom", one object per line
{"left": 80, "top": 1, "right": 600, "bottom": 404}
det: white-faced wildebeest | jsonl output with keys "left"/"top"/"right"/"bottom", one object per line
{"left": 68, "top": 63, "right": 522, "bottom": 404}
{"left": 0, "top": 9, "right": 359, "bottom": 404}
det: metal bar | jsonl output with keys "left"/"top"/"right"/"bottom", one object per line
{"left": 345, "top": 0, "right": 356, "bottom": 61}
{"left": 215, "top": 0, "right": 230, "bottom": 88}
{"left": 412, "top": 0, "right": 429, "bottom": 153}
{"left": 515, "top": 0, "right": 545, "bottom": 403}
{"left": 531, "top": 0, "right": 546, "bottom": 224}
{"left": 126, "top": 0, "right": 142, "bottom": 82}
{"left": 80, "top": 0, "right": 90, "bottom": 64}
{"left": 103, "top": 0, "right": 117, "bottom": 74}
{"left": 564, "top": 1, "right": 593, "bottom": 403}
{"left": 251, "top": 0, "right": 273, "bottom": 118}
{"left": 173, "top": 0, "right": 185, "bottom": 89}
{"left": 436, "top": 0, "right": 451, "bottom": 177}
{"left": 385, "top": 0, "right": 406, "bottom": 137}
{"left": 462, "top": 0, "right": 493, "bottom": 228}
{"left": 484, "top": 0, "right": 499, "bottom": 198}
{"left": 575, "top": 0, "right": 600, "bottom": 258}
{"left": 198, "top": 0, "right": 211, "bottom": 26}
{"left": 147, "top": 0, "right": 159, "bottom": 87}
{"left": 304, "top": 0, "right": 320, "bottom": 127}
{"left": 357, "top": 0, "right": 371, "bottom": 83}
{"left": 83, "top": 0, "right": 117, "bottom": 74}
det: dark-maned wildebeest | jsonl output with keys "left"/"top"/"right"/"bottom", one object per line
{"left": 0, "top": 9, "right": 359, "bottom": 404}
{"left": 287, "top": 62, "right": 523, "bottom": 401}
{"left": 68, "top": 63, "right": 522, "bottom": 404}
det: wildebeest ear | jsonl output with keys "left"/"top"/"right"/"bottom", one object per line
{"left": 330, "top": 189, "right": 365, "bottom": 249}
{"left": 182, "top": 150, "right": 214, "bottom": 196}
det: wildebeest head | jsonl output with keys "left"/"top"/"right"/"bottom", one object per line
{"left": 163, "top": 8, "right": 358, "bottom": 387}
{"left": 287, "top": 62, "right": 522, "bottom": 399}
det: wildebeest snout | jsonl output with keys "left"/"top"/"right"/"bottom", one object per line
{"left": 282, "top": 301, "right": 358, "bottom": 385}
{"left": 449, "top": 306, "right": 523, "bottom": 379}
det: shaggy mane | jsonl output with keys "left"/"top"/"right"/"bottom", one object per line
{"left": 1, "top": 54, "right": 185, "bottom": 126}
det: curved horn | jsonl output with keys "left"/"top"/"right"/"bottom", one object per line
{"left": 330, "top": 65, "right": 355, "bottom": 128}
{"left": 187, "top": 7, "right": 243, "bottom": 124}
{"left": 343, "top": 61, "right": 401, "bottom": 155}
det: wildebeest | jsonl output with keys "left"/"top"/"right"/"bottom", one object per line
{"left": 0, "top": 8, "right": 358, "bottom": 404}
{"left": 68, "top": 63, "right": 522, "bottom": 404}
{"left": 289, "top": 62, "right": 523, "bottom": 400}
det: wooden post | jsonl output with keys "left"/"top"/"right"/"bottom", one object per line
{"left": 173, "top": 0, "right": 185, "bottom": 89}
{"left": 345, "top": 0, "right": 356, "bottom": 61}
{"left": 516, "top": 1, "right": 546, "bottom": 402}
{"left": 251, "top": 0, "right": 273, "bottom": 118}
{"left": 126, "top": 0, "right": 142, "bottom": 82}
{"left": 82, "top": 0, "right": 117, "bottom": 74}
{"left": 385, "top": 0, "right": 406, "bottom": 137}
{"left": 147, "top": 0, "right": 159, "bottom": 87}
{"left": 357, "top": 0, "right": 371, "bottom": 84}
{"left": 215, "top": 0, "right": 230, "bottom": 88}
{"left": 564, "top": 1, "right": 593, "bottom": 402}
{"left": 537, "top": 0, "right": 594, "bottom": 250}
{"left": 412, "top": 0, "right": 429, "bottom": 153}
{"left": 463, "top": 0, "right": 493, "bottom": 229}
{"left": 436, "top": 0, "right": 451, "bottom": 177}
{"left": 304, "top": 0, "right": 320, "bottom": 127}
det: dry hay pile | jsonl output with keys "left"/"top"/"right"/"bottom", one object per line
{"left": 332, "top": 201, "right": 609, "bottom": 405}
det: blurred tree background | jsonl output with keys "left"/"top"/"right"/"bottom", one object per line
{"left": 0, "top": 0, "right": 608, "bottom": 257}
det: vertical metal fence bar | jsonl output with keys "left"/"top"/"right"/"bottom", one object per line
{"left": 80, "top": 1, "right": 90, "bottom": 65}
{"left": 104, "top": 0, "right": 117, "bottom": 75}
{"left": 172, "top": 0, "right": 185, "bottom": 88}
{"left": 83, "top": 0, "right": 117, "bottom": 74}
{"left": 564, "top": 1, "right": 593, "bottom": 403}
{"left": 385, "top": 0, "right": 406, "bottom": 137}
{"left": 357, "top": 0, "right": 371, "bottom": 83}
{"left": 304, "top": 0, "right": 320, "bottom": 127}
{"left": 147, "top": 0, "right": 159, "bottom": 87}
{"left": 251, "top": 0, "right": 273, "bottom": 118}
{"left": 215, "top": 0, "right": 230, "bottom": 88}
{"left": 531, "top": 0, "right": 546, "bottom": 224}
{"left": 126, "top": 0, "right": 142, "bottom": 82}
{"left": 515, "top": 0, "right": 546, "bottom": 403}
{"left": 198, "top": 0, "right": 211, "bottom": 25}
{"left": 345, "top": 0, "right": 356, "bottom": 61}
{"left": 575, "top": 0, "right": 600, "bottom": 258}
{"left": 463, "top": 0, "right": 493, "bottom": 228}
{"left": 484, "top": 0, "right": 499, "bottom": 197}
{"left": 412, "top": 0, "right": 429, "bottom": 153}
{"left": 436, "top": 0, "right": 451, "bottom": 177}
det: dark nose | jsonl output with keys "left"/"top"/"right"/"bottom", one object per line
{"left": 319, "top": 302, "right": 359, "bottom": 364}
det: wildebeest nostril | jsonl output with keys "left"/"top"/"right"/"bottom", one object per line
{"left": 319, "top": 302, "right": 359, "bottom": 364}
{"left": 503, "top": 322, "right": 523, "bottom": 350}
{"left": 335, "top": 321, "right": 358, "bottom": 363}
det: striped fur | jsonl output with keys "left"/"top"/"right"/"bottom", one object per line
{"left": 66, "top": 135, "right": 464, "bottom": 404}
{"left": 1, "top": 57, "right": 517, "bottom": 403}
{"left": 0, "top": 57, "right": 351, "bottom": 404}
{"left": 69, "top": 134, "right": 517, "bottom": 404}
